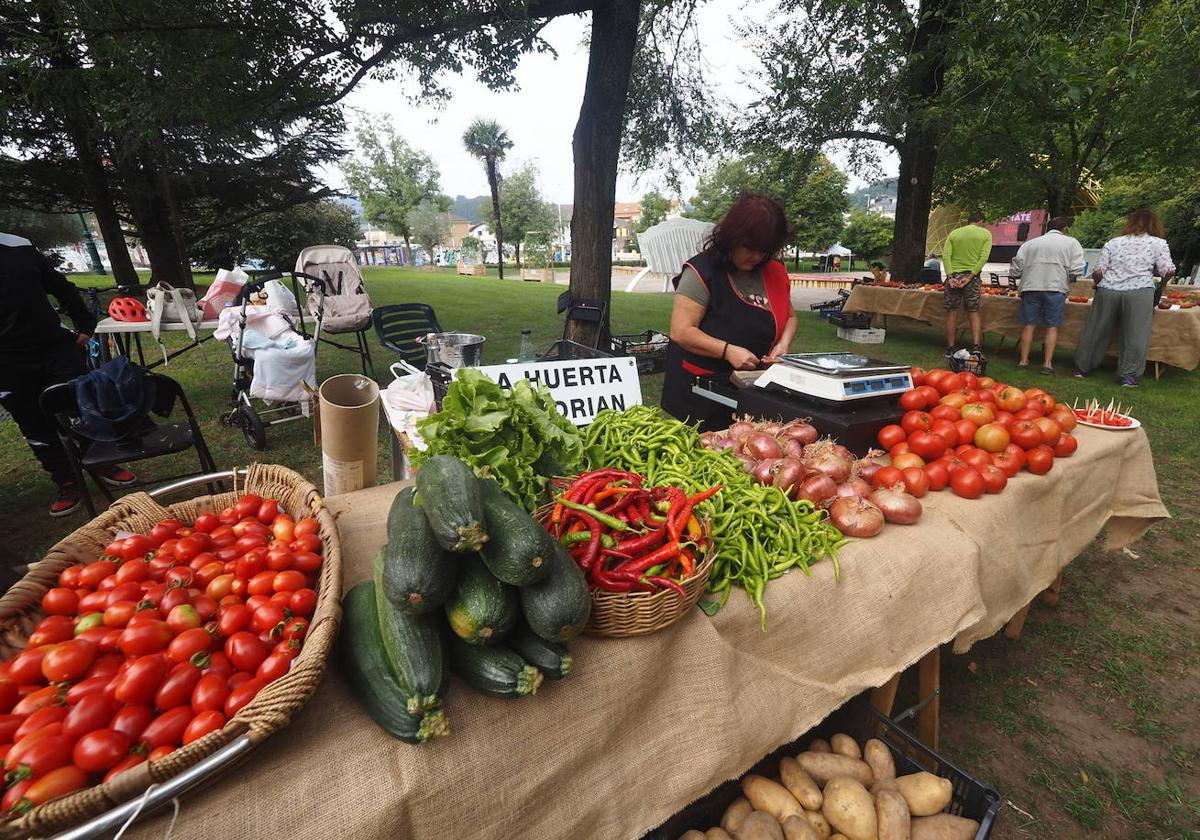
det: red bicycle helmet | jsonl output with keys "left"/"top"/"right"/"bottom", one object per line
{"left": 108, "top": 297, "right": 148, "bottom": 322}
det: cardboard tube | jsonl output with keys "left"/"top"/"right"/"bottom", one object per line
{"left": 317, "top": 374, "right": 379, "bottom": 496}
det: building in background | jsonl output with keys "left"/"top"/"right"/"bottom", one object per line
{"left": 867, "top": 195, "right": 897, "bottom": 218}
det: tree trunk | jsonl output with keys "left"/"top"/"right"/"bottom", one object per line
{"left": 1045, "top": 184, "right": 1070, "bottom": 219}
{"left": 117, "top": 151, "right": 192, "bottom": 288}
{"left": 515, "top": 242, "right": 522, "bottom": 268}
{"left": 488, "top": 160, "right": 504, "bottom": 280}
{"left": 403, "top": 232, "right": 413, "bottom": 266}
{"left": 77, "top": 147, "right": 139, "bottom": 287}
{"left": 568, "top": 0, "right": 640, "bottom": 345}
{"left": 890, "top": 126, "right": 939, "bottom": 281}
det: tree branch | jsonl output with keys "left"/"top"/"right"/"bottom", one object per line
{"left": 816, "top": 130, "right": 903, "bottom": 152}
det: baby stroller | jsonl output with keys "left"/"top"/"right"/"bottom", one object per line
{"left": 218, "top": 275, "right": 319, "bottom": 450}
{"left": 293, "top": 245, "right": 375, "bottom": 376}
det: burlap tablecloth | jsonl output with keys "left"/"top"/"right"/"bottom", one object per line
{"left": 124, "top": 427, "right": 1166, "bottom": 840}
{"left": 843, "top": 285, "right": 1200, "bottom": 370}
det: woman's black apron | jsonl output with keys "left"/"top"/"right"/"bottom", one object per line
{"left": 660, "top": 252, "right": 791, "bottom": 431}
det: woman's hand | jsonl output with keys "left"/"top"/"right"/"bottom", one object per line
{"left": 762, "top": 341, "right": 789, "bottom": 364}
{"left": 725, "top": 344, "right": 760, "bottom": 370}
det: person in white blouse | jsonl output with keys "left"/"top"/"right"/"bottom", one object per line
{"left": 1074, "top": 208, "right": 1175, "bottom": 387}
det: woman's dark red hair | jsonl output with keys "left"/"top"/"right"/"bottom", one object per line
{"left": 703, "top": 193, "right": 791, "bottom": 268}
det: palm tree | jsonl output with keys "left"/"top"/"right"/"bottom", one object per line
{"left": 462, "top": 118, "right": 514, "bottom": 279}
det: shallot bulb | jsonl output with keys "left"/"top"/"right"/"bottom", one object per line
{"left": 796, "top": 472, "right": 838, "bottom": 505}
{"left": 760, "top": 421, "right": 784, "bottom": 436}
{"left": 828, "top": 496, "right": 886, "bottom": 538}
{"left": 752, "top": 458, "right": 780, "bottom": 485}
{"left": 868, "top": 486, "right": 923, "bottom": 525}
{"left": 801, "top": 439, "right": 853, "bottom": 484}
{"left": 834, "top": 477, "right": 872, "bottom": 500}
{"left": 853, "top": 458, "right": 884, "bottom": 484}
{"left": 772, "top": 458, "right": 807, "bottom": 498}
{"left": 733, "top": 452, "right": 756, "bottom": 473}
{"left": 709, "top": 437, "right": 737, "bottom": 452}
{"left": 780, "top": 437, "right": 806, "bottom": 458}
{"left": 744, "top": 432, "right": 783, "bottom": 461}
{"left": 779, "top": 421, "right": 820, "bottom": 445}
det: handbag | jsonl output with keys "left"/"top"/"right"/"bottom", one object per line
{"left": 146, "top": 282, "right": 201, "bottom": 344}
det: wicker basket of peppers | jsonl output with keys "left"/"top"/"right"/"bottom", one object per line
{"left": 536, "top": 470, "right": 720, "bottom": 638}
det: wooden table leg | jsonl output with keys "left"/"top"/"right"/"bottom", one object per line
{"left": 1155, "top": 362, "right": 1162, "bottom": 380}
{"left": 917, "top": 648, "right": 940, "bottom": 750}
{"left": 870, "top": 674, "right": 901, "bottom": 717}
{"left": 1041, "top": 572, "right": 1064, "bottom": 606}
{"left": 1005, "top": 603, "right": 1032, "bottom": 640}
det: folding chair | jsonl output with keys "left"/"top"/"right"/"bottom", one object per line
{"left": 39, "top": 373, "right": 220, "bottom": 516}
{"left": 293, "top": 245, "right": 376, "bottom": 377}
{"left": 372, "top": 304, "right": 444, "bottom": 370}
{"left": 556, "top": 292, "right": 609, "bottom": 349}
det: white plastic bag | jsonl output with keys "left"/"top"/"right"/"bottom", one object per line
{"left": 249, "top": 337, "right": 317, "bottom": 403}
{"left": 200, "top": 269, "right": 247, "bottom": 319}
{"left": 264, "top": 278, "right": 299, "bottom": 313}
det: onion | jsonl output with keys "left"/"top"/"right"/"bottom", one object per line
{"left": 780, "top": 437, "right": 805, "bottom": 458}
{"left": 733, "top": 452, "right": 756, "bottom": 473}
{"left": 828, "top": 496, "right": 886, "bottom": 538}
{"left": 835, "top": 477, "right": 872, "bottom": 499}
{"left": 771, "top": 458, "right": 807, "bottom": 498}
{"left": 699, "top": 432, "right": 717, "bottom": 446}
{"left": 727, "top": 419, "right": 755, "bottom": 439}
{"left": 752, "top": 458, "right": 779, "bottom": 485}
{"left": 744, "top": 432, "right": 783, "bottom": 461}
{"left": 710, "top": 437, "right": 737, "bottom": 452}
{"left": 801, "top": 439, "right": 853, "bottom": 483}
{"left": 760, "top": 421, "right": 784, "bottom": 436}
{"left": 853, "top": 458, "right": 884, "bottom": 483}
{"left": 796, "top": 472, "right": 838, "bottom": 505}
{"left": 868, "top": 486, "right": 923, "bottom": 525}
{"left": 780, "top": 421, "right": 820, "bottom": 445}
{"left": 832, "top": 444, "right": 855, "bottom": 463}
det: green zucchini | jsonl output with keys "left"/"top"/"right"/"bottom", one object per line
{"left": 519, "top": 542, "right": 591, "bottom": 643}
{"left": 339, "top": 582, "right": 450, "bottom": 743}
{"left": 445, "top": 556, "right": 518, "bottom": 645}
{"left": 372, "top": 570, "right": 447, "bottom": 715}
{"left": 507, "top": 622, "right": 573, "bottom": 679}
{"left": 449, "top": 636, "right": 543, "bottom": 698}
{"left": 415, "top": 455, "right": 489, "bottom": 552}
{"left": 478, "top": 478, "right": 554, "bottom": 586}
{"left": 381, "top": 487, "right": 458, "bottom": 614}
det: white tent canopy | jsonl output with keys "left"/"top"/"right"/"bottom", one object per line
{"left": 629, "top": 217, "right": 715, "bottom": 292}
{"left": 826, "top": 243, "right": 852, "bottom": 257}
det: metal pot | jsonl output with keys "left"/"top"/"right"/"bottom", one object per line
{"left": 420, "top": 332, "right": 485, "bottom": 369}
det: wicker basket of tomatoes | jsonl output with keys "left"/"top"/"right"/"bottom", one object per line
{"left": 536, "top": 471, "right": 719, "bottom": 638}
{"left": 0, "top": 463, "right": 341, "bottom": 838}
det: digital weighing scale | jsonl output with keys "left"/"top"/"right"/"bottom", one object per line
{"left": 754, "top": 352, "right": 913, "bottom": 404}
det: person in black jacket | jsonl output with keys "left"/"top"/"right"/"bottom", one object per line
{"left": 0, "top": 233, "right": 136, "bottom": 516}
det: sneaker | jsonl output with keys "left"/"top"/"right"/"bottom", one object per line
{"left": 1073, "top": 368, "right": 1087, "bottom": 378}
{"left": 97, "top": 465, "right": 137, "bottom": 486}
{"left": 1119, "top": 376, "right": 1139, "bottom": 388}
{"left": 1040, "top": 366, "right": 1054, "bottom": 376}
{"left": 50, "top": 482, "right": 83, "bottom": 517}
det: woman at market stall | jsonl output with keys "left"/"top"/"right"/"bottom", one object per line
{"left": 1073, "top": 207, "right": 1175, "bottom": 388}
{"left": 661, "top": 193, "right": 798, "bottom": 430}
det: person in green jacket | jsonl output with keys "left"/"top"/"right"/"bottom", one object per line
{"left": 941, "top": 211, "right": 992, "bottom": 356}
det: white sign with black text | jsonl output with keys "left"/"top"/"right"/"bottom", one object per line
{"left": 475, "top": 356, "right": 642, "bottom": 426}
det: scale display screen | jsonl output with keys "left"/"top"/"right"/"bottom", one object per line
{"left": 841, "top": 375, "right": 913, "bottom": 396}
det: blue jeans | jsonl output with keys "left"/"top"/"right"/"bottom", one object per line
{"left": 1017, "top": 291, "right": 1066, "bottom": 327}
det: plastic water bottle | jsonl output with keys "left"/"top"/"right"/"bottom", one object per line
{"left": 519, "top": 328, "right": 535, "bottom": 362}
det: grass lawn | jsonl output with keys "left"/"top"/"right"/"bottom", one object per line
{"left": 2, "top": 265, "right": 1197, "bottom": 836}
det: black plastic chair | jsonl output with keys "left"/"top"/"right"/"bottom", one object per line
{"left": 556, "top": 292, "right": 609, "bottom": 349}
{"left": 372, "top": 304, "right": 444, "bottom": 370}
{"left": 39, "top": 373, "right": 219, "bottom": 516}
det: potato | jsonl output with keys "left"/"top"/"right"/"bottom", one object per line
{"left": 869, "top": 778, "right": 899, "bottom": 797}
{"left": 795, "top": 752, "right": 875, "bottom": 788}
{"left": 707, "top": 830, "right": 735, "bottom": 840}
{"left": 893, "top": 773, "right": 952, "bottom": 817}
{"left": 821, "top": 777, "right": 878, "bottom": 840}
{"left": 723, "top": 797, "right": 754, "bottom": 834}
{"left": 779, "top": 757, "right": 824, "bottom": 810}
{"left": 909, "top": 814, "right": 979, "bottom": 840}
{"left": 742, "top": 775, "right": 804, "bottom": 821}
{"left": 735, "top": 811, "right": 785, "bottom": 840}
{"left": 679, "top": 832, "right": 706, "bottom": 840}
{"left": 875, "top": 789, "right": 910, "bottom": 840}
{"left": 863, "top": 739, "right": 896, "bottom": 783}
{"left": 803, "top": 809, "right": 832, "bottom": 840}
{"left": 809, "top": 738, "right": 832, "bottom": 753}
{"left": 781, "top": 814, "right": 822, "bottom": 840}
{"left": 830, "top": 734, "right": 862, "bottom": 759}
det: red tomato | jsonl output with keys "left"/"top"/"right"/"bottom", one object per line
{"left": 64, "top": 677, "right": 110, "bottom": 707}
{"left": 247, "top": 572, "right": 276, "bottom": 597}
{"left": 27, "top": 615, "right": 75, "bottom": 648}
{"left": 909, "top": 366, "right": 926, "bottom": 386}
{"left": 980, "top": 465, "right": 1008, "bottom": 494}
{"left": 113, "top": 656, "right": 168, "bottom": 706}
{"left": 913, "top": 385, "right": 939, "bottom": 407}
{"left": 6, "top": 734, "right": 74, "bottom": 781}
{"left": 973, "top": 423, "right": 1011, "bottom": 453}
{"left": 233, "top": 494, "right": 263, "bottom": 520}
{"left": 115, "top": 560, "right": 150, "bottom": 585}
{"left": 58, "top": 565, "right": 85, "bottom": 589}
{"left": 235, "top": 552, "right": 267, "bottom": 580}
{"left": 190, "top": 674, "right": 229, "bottom": 714}
{"left": 888, "top": 442, "right": 910, "bottom": 460}
{"left": 900, "top": 410, "right": 932, "bottom": 435}
{"left": 891, "top": 452, "right": 926, "bottom": 472}
{"left": 148, "top": 745, "right": 175, "bottom": 761}
{"left": 959, "top": 372, "right": 979, "bottom": 390}
{"left": 245, "top": 595, "right": 270, "bottom": 613}
{"left": 1009, "top": 420, "right": 1042, "bottom": 450}
{"left": 15, "top": 706, "right": 67, "bottom": 741}
{"left": 13, "top": 685, "right": 63, "bottom": 716}
{"left": 110, "top": 706, "right": 155, "bottom": 742}
{"left": 203, "top": 652, "right": 235, "bottom": 679}
{"left": 8, "top": 647, "right": 53, "bottom": 687}
{"left": 1050, "top": 407, "right": 1078, "bottom": 432}
{"left": 938, "top": 392, "right": 968, "bottom": 411}
{"left": 104, "top": 754, "right": 147, "bottom": 783}
{"left": 899, "top": 467, "right": 929, "bottom": 498}
{"left": 950, "top": 467, "right": 985, "bottom": 499}
{"left": 975, "top": 389, "right": 996, "bottom": 405}
{"left": 210, "top": 525, "right": 237, "bottom": 548}
{"left": 992, "top": 409, "right": 1014, "bottom": 428}
{"left": 193, "top": 513, "right": 220, "bottom": 533}
{"left": 224, "top": 678, "right": 264, "bottom": 717}
{"left": 102, "top": 601, "right": 137, "bottom": 629}
{"left": 1, "top": 779, "right": 31, "bottom": 814}
{"left": 952, "top": 419, "right": 978, "bottom": 448}
{"left": 1026, "top": 446, "right": 1055, "bottom": 475}
{"left": 216, "top": 604, "right": 253, "bottom": 639}
{"left": 119, "top": 535, "right": 153, "bottom": 561}
{"left": 281, "top": 618, "right": 307, "bottom": 641}
{"left": 165, "top": 604, "right": 202, "bottom": 635}
{"left": 876, "top": 424, "right": 907, "bottom": 450}
{"left": 148, "top": 522, "right": 178, "bottom": 548}
{"left": 928, "top": 419, "right": 959, "bottom": 447}
{"left": 0, "top": 714, "right": 22, "bottom": 745}
{"left": 1054, "top": 433, "right": 1078, "bottom": 457}
{"left": 1030, "top": 393, "right": 1055, "bottom": 414}
{"left": 22, "top": 764, "right": 88, "bottom": 805}
{"left": 872, "top": 466, "right": 904, "bottom": 490}
{"left": 977, "top": 376, "right": 996, "bottom": 389}
{"left": 991, "top": 451, "right": 1022, "bottom": 477}
{"left": 183, "top": 710, "right": 226, "bottom": 745}
{"left": 995, "top": 386, "right": 1027, "bottom": 412}
{"left": 191, "top": 561, "right": 225, "bottom": 590}
{"left": 73, "top": 729, "right": 131, "bottom": 773}
{"left": 40, "top": 587, "right": 79, "bottom": 616}
{"left": 0, "top": 678, "right": 16, "bottom": 714}
{"left": 898, "top": 389, "right": 927, "bottom": 411}
{"left": 118, "top": 621, "right": 172, "bottom": 657}
{"left": 102, "top": 581, "right": 140, "bottom": 608}
{"left": 271, "top": 516, "right": 296, "bottom": 544}
{"left": 960, "top": 447, "right": 993, "bottom": 472}
{"left": 1013, "top": 405, "right": 1043, "bottom": 421}
{"left": 155, "top": 662, "right": 204, "bottom": 710}
{"left": 251, "top": 604, "right": 287, "bottom": 638}
{"left": 164, "top": 567, "right": 195, "bottom": 591}
{"left": 1033, "top": 416, "right": 1062, "bottom": 446}
{"left": 79, "top": 560, "right": 118, "bottom": 590}
{"left": 289, "top": 590, "right": 317, "bottom": 618}
{"left": 61, "top": 693, "right": 117, "bottom": 740}
{"left": 141, "top": 706, "right": 195, "bottom": 749}
{"left": 166, "top": 627, "right": 216, "bottom": 664}
{"left": 269, "top": 591, "right": 293, "bottom": 608}
{"left": 255, "top": 499, "right": 279, "bottom": 525}
{"left": 225, "top": 632, "right": 268, "bottom": 673}
{"left": 960, "top": 402, "right": 995, "bottom": 427}
{"left": 128, "top": 609, "right": 164, "bottom": 627}
{"left": 234, "top": 534, "right": 269, "bottom": 556}
{"left": 41, "top": 639, "right": 96, "bottom": 683}
{"left": 293, "top": 518, "right": 319, "bottom": 538}
{"left": 934, "top": 372, "right": 964, "bottom": 395}
{"left": 273, "top": 638, "right": 301, "bottom": 659}
{"left": 206, "top": 573, "right": 236, "bottom": 600}
{"left": 271, "top": 570, "right": 306, "bottom": 594}
{"left": 929, "top": 404, "right": 960, "bottom": 422}
{"left": 906, "top": 431, "right": 946, "bottom": 461}
{"left": 256, "top": 651, "right": 293, "bottom": 684}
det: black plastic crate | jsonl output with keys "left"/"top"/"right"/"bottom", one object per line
{"left": 641, "top": 699, "right": 1002, "bottom": 840}
{"left": 949, "top": 351, "right": 988, "bottom": 376}
{"left": 537, "top": 339, "right": 615, "bottom": 362}
{"left": 829, "top": 311, "right": 873, "bottom": 329}
{"left": 610, "top": 330, "right": 669, "bottom": 373}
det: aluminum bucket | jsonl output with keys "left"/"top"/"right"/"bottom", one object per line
{"left": 421, "top": 332, "right": 485, "bottom": 369}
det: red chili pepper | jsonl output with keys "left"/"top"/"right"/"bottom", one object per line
{"left": 600, "top": 548, "right": 632, "bottom": 561}
{"left": 688, "top": 485, "right": 723, "bottom": 505}
{"left": 665, "top": 488, "right": 687, "bottom": 541}
{"left": 644, "top": 576, "right": 687, "bottom": 598}
{"left": 617, "top": 541, "right": 681, "bottom": 575}
{"left": 614, "top": 527, "right": 667, "bottom": 556}
{"left": 679, "top": 547, "right": 696, "bottom": 577}
{"left": 671, "top": 500, "right": 694, "bottom": 543}
{"left": 579, "top": 514, "right": 604, "bottom": 571}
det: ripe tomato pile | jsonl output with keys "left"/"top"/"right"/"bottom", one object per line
{"left": 0, "top": 494, "right": 321, "bottom": 816}
{"left": 875, "top": 368, "right": 1079, "bottom": 501}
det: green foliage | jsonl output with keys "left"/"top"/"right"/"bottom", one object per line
{"left": 840, "top": 210, "right": 894, "bottom": 259}
{"left": 0, "top": 208, "right": 82, "bottom": 250}
{"left": 460, "top": 235, "right": 481, "bottom": 259}
{"left": 1071, "top": 171, "right": 1200, "bottom": 273}
{"left": 522, "top": 230, "right": 554, "bottom": 268}
{"left": 343, "top": 122, "right": 443, "bottom": 244}
{"left": 498, "top": 162, "right": 554, "bottom": 263}
{"left": 190, "top": 199, "right": 359, "bottom": 270}
{"left": 634, "top": 190, "right": 671, "bottom": 233}
{"left": 407, "top": 200, "right": 453, "bottom": 251}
